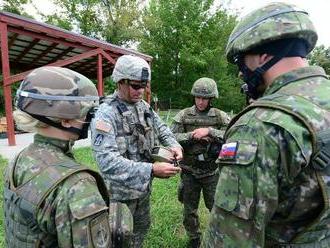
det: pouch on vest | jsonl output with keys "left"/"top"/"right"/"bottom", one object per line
{"left": 109, "top": 201, "right": 133, "bottom": 248}
{"left": 215, "top": 141, "right": 258, "bottom": 220}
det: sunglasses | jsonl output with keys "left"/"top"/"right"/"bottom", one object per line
{"left": 125, "top": 80, "right": 147, "bottom": 90}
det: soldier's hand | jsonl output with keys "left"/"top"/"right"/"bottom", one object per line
{"left": 170, "top": 147, "right": 183, "bottom": 161}
{"left": 192, "top": 127, "right": 209, "bottom": 140}
{"left": 152, "top": 162, "right": 181, "bottom": 178}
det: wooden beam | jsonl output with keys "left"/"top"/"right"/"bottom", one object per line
{"left": 8, "top": 26, "right": 91, "bottom": 51}
{"left": 97, "top": 53, "right": 103, "bottom": 96}
{"left": 48, "top": 47, "right": 74, "bottom": 64}
{"left": 5, "top": 48, "right": 102, "bottom": 85}
{"left": 0, "top": 21, "right": 15, "bottom": 145}
{"left": 15, "top": 38, "right": 40, "bottom": 62}
{"left": 8, "top": 33, "right": 18, "bottom": 49}
{"left": 0, "top": 12, "right": 152, "bottom": 62}
{"left": 31, "top": 42, "right": 58, "bottom": 63}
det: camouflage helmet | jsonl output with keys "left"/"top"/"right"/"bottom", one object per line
{"left": 226, "top": 2, "right": 318, "bottom": 63}
{"left": 16, "top": 66, "right": 99, "bottom": 119}
{"left": 112, "top": 54, "right": 151, "bottom": 83}
{"left": 191, "top": 77, "right": 218, "bottom": 98}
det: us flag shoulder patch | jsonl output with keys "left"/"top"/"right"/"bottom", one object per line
{"left": 219, "top": 142, "right": 239, "bottom": 160}
{"left": 95, "top": 120, "right": 111, "bottom": 133}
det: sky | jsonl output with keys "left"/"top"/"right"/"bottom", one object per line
{"left": 24, "top": 0, "right": 330, "bottom": 47}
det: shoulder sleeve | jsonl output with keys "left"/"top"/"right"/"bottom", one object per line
{"left": 203, "top": 108, "right": 311, "bottom": 247}
{"left": 207, "top": 109, "right": 231, "bottom": 139}
{"left": 37, "top": 172, "right": 110, "bottom": 247}
{"left": 172, "top": 109, "right": 185, "bottom": 123}
{"left": 171, "top": 109, "right": 193, "bottom": 144}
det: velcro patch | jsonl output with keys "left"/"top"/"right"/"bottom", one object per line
{"left": 89, "top": 211, "right": 111, "bottom": 248}
{"left": 95, "top": 120, "right": 111, "bottom": 133}
{"left": 94, "top": 134, "right": 104, "bottom": 146}
{"left": 219, "top": 142, "right": 238, "bottom": 160}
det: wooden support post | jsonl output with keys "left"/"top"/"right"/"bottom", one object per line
{"left": 97, "top": 53, "right": 104, "bottom": 96}
{"left": 0, "top": 21, "right": 15, "bottom": 145}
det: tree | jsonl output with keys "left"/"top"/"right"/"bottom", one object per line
{"left": 139, "top": 0, "right": 245, "bottom": 113}
{"left": 42, "top": 0, "right": 146, "bottom": 46}
{"left": 1, "top": 0, "right": 33, "bottom": 17}
{"left": 308, "top": 45, "right": 330, "bottom": 75}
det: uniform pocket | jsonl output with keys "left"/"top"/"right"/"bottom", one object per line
{"left": 69, "top": 195, "right": 108, "bottom": 220}
{"left": 215, "top": 141, "right": 257, "bottom": 220}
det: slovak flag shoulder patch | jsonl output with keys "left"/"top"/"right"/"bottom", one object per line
{"left": 219, "top": 142, "right": 239, "bottom": 160}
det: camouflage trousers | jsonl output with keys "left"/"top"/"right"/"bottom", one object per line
{"left": 179, "top": 172, "right": 219, "bottom": 240}
{"left": 121, "top": 192, "right": 151, "bottom": 248}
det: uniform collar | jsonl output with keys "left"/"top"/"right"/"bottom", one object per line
{"left": 263, "top": 66, "right": 327, "bottom": 96}
{"left": 34, "top": 134, "right": 74, "bottom": 154}
{"left": 191, "top": 105, "right": 216, "bottom": 116}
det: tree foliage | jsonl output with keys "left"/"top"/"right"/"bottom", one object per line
{"left": 308, "top": 45, "right": 330, "bottom": 75}
{"left": 42, "top": 0, "right": 145, "bottom": 46}
{"left": 1, "top": 0, "right": 33, "bottom": 17}
{"left": 139, "top": 0, "right": 245, "bottom": 113}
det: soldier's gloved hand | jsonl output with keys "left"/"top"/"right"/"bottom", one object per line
{"left": 192, "top": 127, "right": 210, "bottom": 140}
{"left": 170, "top": 147, "right": 183, "bottom": 161}
{"left": 152, "top": 162, "right": 181, "bottom": 178}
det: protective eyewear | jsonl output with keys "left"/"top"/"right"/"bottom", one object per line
{"left": 125, "top": 80, "right": 147, "bottom": 90}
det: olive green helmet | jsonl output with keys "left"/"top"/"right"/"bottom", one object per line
{"left": 191, "top": 77, "right": 218, "bottom": 98}
{"left": 16, "top": 66, "right": 99, "bottom": 119}
{"left": 225, "top": 2, "right": 318, "bottom": 64}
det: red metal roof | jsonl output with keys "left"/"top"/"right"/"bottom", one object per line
{"left": 0, "top": 11, "right": 152, "bottom": 146}
{"left": 0, "top": 11, "right": 152, "bottom": 79}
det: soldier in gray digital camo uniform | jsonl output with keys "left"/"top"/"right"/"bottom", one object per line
{"left": 202, "top": 2, "right": 330, "bottom": 247}
{"left": 171, "top": 78, "right": 230, "bottom": 248}
{"left": 91, "top": 54, "right": 183, "bottom": 248}
{"left": 4, "top": 66, "right": 111, "bottom": 247}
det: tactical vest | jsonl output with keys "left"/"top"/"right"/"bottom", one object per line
{"left": 181, "top": 107, "right": 225, "bottom": 167}
{"left": 4, "top": 150, "right": 109, "bottom": 248}
{"left": 107, "top": 96, "right": 159, "bottom": 162}
{"left": 228, "top": 91, "right": 330, "bottom": 247}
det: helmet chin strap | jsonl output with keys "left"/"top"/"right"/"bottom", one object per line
{"left": 237, "top": 40, "right": 295, "bottom": 99}
{"left": 25, "top": 108, "right": 95, "bottom": 140}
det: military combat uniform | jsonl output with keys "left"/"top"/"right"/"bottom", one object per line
{"left": 4, "top": 134, "right": 111, "bottom": 248}
{"left": 202, "top": 66, "right": 330, "bottom": 247}
{"left": 91, "top": 92, "right": 181, "bottom": 247}
{"left": 171, "top": 105, "right": 230, "bottom": 241}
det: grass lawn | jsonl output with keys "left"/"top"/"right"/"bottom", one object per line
{"left": 0, "top": 155, "right": 6, "bottom": 247}
{"left": 0, "top": 146, "right": 210, "bottom": 247}
{"left": 75, "top": 147, "right": 210, "bottom": 247}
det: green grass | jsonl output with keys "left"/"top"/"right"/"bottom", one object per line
{"left": 0, "top": 155, "right": 7, "bottom": 247}
{"left": 74, "top": 147, "right": 209, "bottom": 247}
{"left": 158, "top": 109, "right": 180, "bottom": 125}
{"left": 0, "top": 142, "right": 210, "bottom": 247}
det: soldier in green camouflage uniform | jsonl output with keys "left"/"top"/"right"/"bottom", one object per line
{"left": 4, "top": 67, "right": 111, "bottom": 247}
{"left": 171, "top": 78, "right": 230, "bottom": 248}
{"left": 91, "top": 55, "right": 182, "bottom": 248}
{"left": 202, "top": 2, "right": 330, "bottom": 247}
